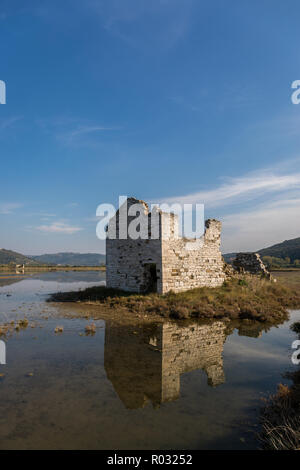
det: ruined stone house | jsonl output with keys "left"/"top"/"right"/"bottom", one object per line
{"left": 233, "top": 252, "right": 271, "bottom": 278}
{"left": 106, "top": 197, "right": 226, "bottom": 294}
{"left": 104, "top": 319, "right": 266, "bottom": 409}
{"left": 104, "top": 321, "right": 226, "bottom": 408}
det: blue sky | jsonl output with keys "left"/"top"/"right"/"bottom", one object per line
{"left": 1, "top": 0, "right": 300, "bottom": 254}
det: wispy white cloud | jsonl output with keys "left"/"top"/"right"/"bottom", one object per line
{"left": 221, "top": 197, "right": 300, "bottom": 253}
{"left": 157, "top": 162, "right": 300, "bottom": 252}
{"left": 36, "top": 222, "right": 83, "bottom": 234}
{"left": 0, "top": 203, "right": 23, "bottom": 214}
{"left": 0, "top": 116, "right": 22, "bottom": 132}
{"left": 40, "top": 213, "right": 56, "bottom": 218}
{"left": 225, "top": 340, "right": 288, "bottom": 363}
{"left": 89, "top": 0, "right": 196, "bottom": 50}
{"left": 23, "top": 212, "right": 57, "bottom": 219}
{"left": 159, "top": 170, "right": 300, "bottom": 208}
{"left": 27, "top": 0, "right": 195, "bottom": 50}
{"left": 36, "top": 117, "right": 120, "bottom": 147}
{"left": 60, "top": 125, "right": 119, "bottom": 146}
{"left": 85, "top": 215, "right": 101, "bottom": 223}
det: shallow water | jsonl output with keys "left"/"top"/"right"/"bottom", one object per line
{"left": 0, "top": 271, "right": 299, "bottom": 450}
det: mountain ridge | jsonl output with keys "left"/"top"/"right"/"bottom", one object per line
{"left": 257, "top": 236, "right": 300, "bottom": 262}
{"left": 30, "top": 252, "right": 105, "bottom": 266}
{"left": 0, "top": 249, "right": 39, "bottom": 265}
{"left": 0, "top": 249, "right": 105, "bottom": 266}
{"left": 223, "top": 237, "right": 300, "bottom": 263}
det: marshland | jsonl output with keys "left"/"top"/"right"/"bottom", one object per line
{"left": 0, "top": 269, "right": 299, "bottom": 449}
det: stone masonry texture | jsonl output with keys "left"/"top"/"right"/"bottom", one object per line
{"left": 233, "top": 252, "right": 270, "bottom": 277}
{"left": 106, "top": 197, "right": 226, "bottom": 293}
{"left": 104, "top": 320, "right": 226, "bottom": 408}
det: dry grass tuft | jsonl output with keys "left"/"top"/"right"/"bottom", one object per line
{"left": 18, "top": 318, "right": 29, "bottom": 328}
{"left": 0, "top": 325, "right": 9, "bottom": 336}
{"left": 260, "top": 321, "right": 300, "bottom": 450}
{"left": 54, "top": 326, "right": 64, "bottom": 333}
{"left": 85, "top": 323, "right": 96, "bottom": 335}
{"left": 0, "top": 319, "right": 28, "bottom": 336}
{"left": 260, "top": 378, "right": 300, "bottom": 450}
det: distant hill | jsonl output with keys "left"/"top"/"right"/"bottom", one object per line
{"left": 0, "top": 249, "right": 38, "bottom": 265}
{"left": 0, "top": 249, "right": 105, "bottom": 267}
{"left": 223, "top": 237, "right": 300, "bottom": 265}
{"left": 30, "top": 252, "right": 106, "bottom": 266}
{"left": 258, "top": 237, "right": 300, "bottom": 262}
{"left": 222, "top": 252, "right": 237, "bottom": 263}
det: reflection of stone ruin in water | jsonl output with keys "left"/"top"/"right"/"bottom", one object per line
{"left": 15, "top": 264, "right": 25, "bottom": 274}
{"left": 104, "top": 321, "right": 227, "bottom": 409}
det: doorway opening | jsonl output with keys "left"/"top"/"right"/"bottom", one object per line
{"left": 143, "top": 263, "right": 157, "bottom": 293}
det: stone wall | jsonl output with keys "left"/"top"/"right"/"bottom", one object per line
{"left": 106, "top": 237, "right": 163, "bottom": 292}
{"left": 104, "top": 320, "right": 226, "bottom": 409}
{"left": 106, "top": 197, "right": 226, "bottom": 294}
{"left": 161, "top": 218, "right": 226, "bottom": 293}
{"left": 161, "top": 321, "right": 226, "bottom": 403}
{"left": 106, "top": 198, "right": 163, "bottom": 293}
{"left": 104, "top": 322, "right": 163, "bottom": 409}
{"left": 233, "top": 252, "right": 270, "bottom": 277}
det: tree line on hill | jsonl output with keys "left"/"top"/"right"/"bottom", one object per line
{"left": 261, "top": 256, "right": 300, "bottom": 269}
{"left": 224, "top": 237, "right": 300, "bottom": 269}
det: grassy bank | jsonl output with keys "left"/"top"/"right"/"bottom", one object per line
{"left": 271, "top": 270, "right": 300, "bottom": 289}
{"left": 49, "top": 275, "right": 300, "bottom": 322}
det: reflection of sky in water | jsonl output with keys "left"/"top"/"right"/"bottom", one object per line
{"left": 0, "top": 271, "right": 299, "bottom": 450}
{"left": 0, "top": 271, "right": 106, "bottom": 323}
